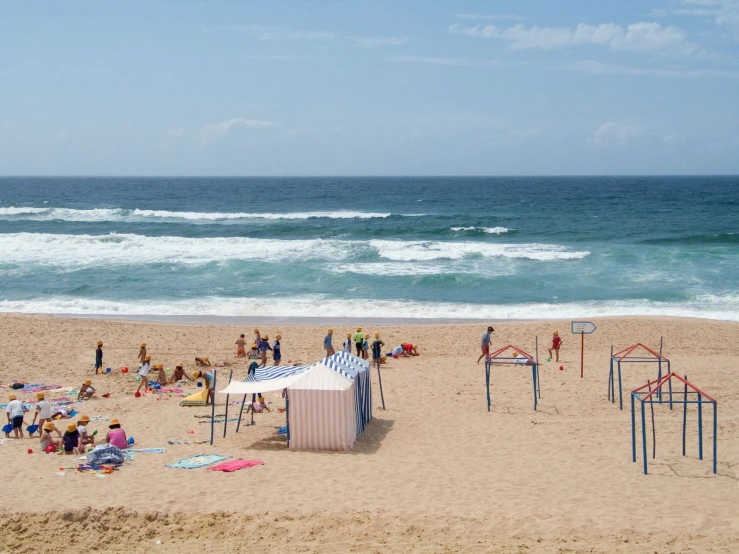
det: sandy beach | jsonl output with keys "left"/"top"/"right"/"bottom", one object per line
{"left": 0, "top": 313, "right": 737, "bottom": 553}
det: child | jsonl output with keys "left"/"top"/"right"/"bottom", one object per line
{"left": 344, "top": 333, "right": 352, "bottom": 354}
{"left": 549, "top": 330, "right": 563, "bottom": 362}
{"left": 77, "top": 414, "right": 95, "bottom": 446}
{"left": 195, "top": 356, "right": 210, "bottom": 366}
{"left": 5, "top": 394, "right": 25, "bottom": 439}
{"left": 62, "top": 423, "right": 82, "bottom": 455}
{"left": 253, "top": 328, "right": 261, "bottom": 348}
{"left": 273, "top": 334, "right": 282, "bottom": 365}
{"left": 39, "top": 422, "right": 61, "bottom": 452}
{"left": 248, "top": 344, "right": 259, "bottom": 360}
{"left": 138, "top": 342, "right": 147, "bottom": 365}
{"left": 192, "top": 370, "right": 215, "bottom": 405}
{"left": 31, "top": 392, "right": 52, "bottom": 437}
{"left": 95, "top": 340, "right": 103, "bottom": 374}
{"left": 235, "top": 334, "right": 247, "bottom": 357}
{"left": 136, "top": 356, "right": 152, "bottom": 394}
{"left": 402, "top": 343, "right": 419, "bottom": 356}
{"left": 324, "top": 328, "right": 335, "bottom": 356}
{"left": 362, "top": 333, "right": 370, "bottom": 360}
{"left": 258, "top": 335, "right": 272, "bottom": 368}
{"left": 247, "top": 395, "right": 271, "bottom": 413}
{"left": 168, "top": 363, "right": 193, "bottom": 384}
{"left": 154, "top": 364, "right": 168, "bottom": 386}
{"left": 371, "top": 333, "right": 385, "bottom": 370}
{"left": 353, "top": 327, "right": 364, "bottom": 356}
{"left": 105, "top": 419, "right": 128, "bottom": 449}
{"left": 78, "top": 379, "right": 96, "bottom": 400}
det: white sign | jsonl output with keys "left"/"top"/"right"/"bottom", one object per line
{"left": 571, "top": 321, "right": 597, "bottom": 334}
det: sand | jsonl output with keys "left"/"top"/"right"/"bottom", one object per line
{"left": 0, "top": 313, "right": 737, "bottom": 553}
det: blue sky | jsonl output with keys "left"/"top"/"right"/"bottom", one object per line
{"left": 1, "top": 0, "right": 739, "bottom": 175}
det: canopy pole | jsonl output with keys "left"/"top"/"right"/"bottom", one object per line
{"left": 631, "top": 393, "right": 636, "bottom": 462}
{"left": 648, "top": 380, "right": 656, "bottom": 459}
{"left": 223, "top": 368, "right": 233, "bottom": 438}
{"left": 698, "top": 393, "right": 703, "bottom": 460}
{"left": 250, "top": 393, "right": 255, "bottom": 425}
{"left": 235, "top": 395, "right": 248, "bottom": 433}
{"left": 682, "top": 376, "right": 688, "bottom": 456}
{"left": 376, "top": 362, "right": 386, "bottom": 410}
{"left": 209, "top": 370, "right": 217, "bottom": 446}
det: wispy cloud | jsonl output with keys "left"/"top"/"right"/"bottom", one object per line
{"left": 167, "top": 127, "right": 187, "bottom": 137}
{"left": 449, "top": 22, "right": 694, "bottom": 54}
{"left": 353, "top": 36, "right": 411, "bottom": 47}
{"left": 454, "top": 13, "right": 524, "bottom": 21}
{"left": 227, "top": 25, "right": 334, "bottom": 41}
{"left": 571, "top": 60, "right": 739, "bottom": 78}
{"left": 202, "top": 118, "right": 276, "bottom": 143}
{"left": 593, "top": 123, "right": 641, "bottom": 147}
{"left": 393, "top": 55, "right": 525, "bottom": 67}
{"left": 676, "top": 0, "right": 739, "bottom": 27}
{"left": 243, "top": 55, "right": 311, "bottom": 60}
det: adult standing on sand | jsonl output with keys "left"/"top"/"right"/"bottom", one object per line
{"left": 477, "top": 326, "right": 494, "bottom": 364}
{"left": 324, "top": 328, "right": 335, "bottom": 356}
{"left": 95, "top": 340, "right": 103, "bottom": 374}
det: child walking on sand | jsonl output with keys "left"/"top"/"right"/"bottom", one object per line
{"left": 5, "top": 394, "right": 26, "bottom": 439}
{"left": 236, "top": 334, "right": 247, "bottom": 357}
{"left": 31, "top": 392, "right": 52, "bottom": 437}
{"left": 477, "top": 326, "right": 494, "bottom": 364}
{"left": 549, "top": 330, "right": 563, "bottom": 362}
{"left": 95, "top": 340, "right": 104, "bottom": 374}
{"left": 258, "top": 335, "right": 273, "bottom": 368}
{"left": 136, "top": 356, "right": 152, "bottom": 394}
{"left": 324, "top": 329, "right": 335, "bottom": 356}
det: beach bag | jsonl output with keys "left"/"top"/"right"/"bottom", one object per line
{"left": 87, "top": 443, "right": 125, "bottom": 465}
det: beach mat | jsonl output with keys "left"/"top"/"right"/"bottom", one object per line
{"left": 124, "top": 448, "right": 165, "bottom": 454}
{"left": 166, "top": 454, "right": 230, "bottom": 469}
{"left": 208, "top": 459, "right": 264, "bottom": 472}
{"left": 179, "top": 389, "right": 208, "bottom": 407}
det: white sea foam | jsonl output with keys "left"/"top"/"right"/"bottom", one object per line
{"left": 370, "top": 240, "right": 589, "bottom": 261}
{"left": 450, "top": 226, "right": 510, "bottom": 234}
{"left": 328, "top": 263, "right": 463, "bottom": 277}
{"left": 0, "top": 206, "right": 402, "bottom": 222}
{"left": 1, "top": 296, "right": 737, "bottom": 322}
{"left": 0, "top": 233, "right": 589, "bottom": 266}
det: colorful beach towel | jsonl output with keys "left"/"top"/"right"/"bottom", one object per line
{"left": 167, "top": 440, "right": 208, "bottom": 445}
{"left": 208, "top": 459, "right": 264, "bottom": 472}
{"left": 124, "top": 448, "right": 165, "bottom": 454}
{"left": 166, "top": 454, "right": 230, "bottom": 469}
{"left": 198, "top": 418, "right": 239, "bottom": 424}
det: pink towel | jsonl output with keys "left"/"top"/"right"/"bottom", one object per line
{"left": 208, "top": 458, "right": 264, "bottom": 472}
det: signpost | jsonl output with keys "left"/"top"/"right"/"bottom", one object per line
{"left": 571, "top": 321, "right": 597, "bottom": 378}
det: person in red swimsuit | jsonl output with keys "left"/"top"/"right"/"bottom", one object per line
{"left": 549, "top": 330, "right": 562, "bottom": 362}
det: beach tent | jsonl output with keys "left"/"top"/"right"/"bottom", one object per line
{"left": 288, "top": 362, "right": 357, "bottom": 450}
{"left": 319, "top": 352, "right": 372, "bottom": 435}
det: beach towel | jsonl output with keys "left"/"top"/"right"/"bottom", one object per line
{"left": 180, "top": 389, "right": 209, "bottom": 407}
{"left": 198, "top": 418, "right": 239, "bottom": 424}
{"left": 167, "top": 440, "right": 208, "bottom": 445}
{"left": 208, "top": 459, "right": 264, "bottom": 472}
{"left": 166, "top": 454, "right": 230, "bottom": 469}
{"left": 88, "top": 444, "right": 125, "bottom": 465}
{"left": 124, "top": 448, "right": 165, "bottom": 454}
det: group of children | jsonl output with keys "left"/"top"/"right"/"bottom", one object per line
{"left": 477, "top": 327, "right": 564, "bottom": 363}
{"left": 236, "top": 329, "right": 282, "bottom": 367}
{"left": 322, "top": 327, "right": 420, "bottom": 369}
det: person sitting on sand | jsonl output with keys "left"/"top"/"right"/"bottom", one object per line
{"left": 512, "top": 352, "right": 531, "bottom": 365}
{"left": 62, "top": 423, "right": 83, "bottom": 455}
{"left": 192, "top": 371, "right": 215, "bottom": 405}
{"left": 78, "top": 380, "right": 96, "bottom": 400}
{"left": 95, "top": 340, "right": 104, "bottom": 375}
{"left": 402, "top": 343, "right": 419, "bottom": 356}
{"left": 548, "top": 330, "right": 562, "bottom": 363}
{"left": 168, "top": 363, "right": 193, "bottom": 384}
{"left": 247, "top": 395, "right": 271, "bottom": 413}
{"left": 324, "top": 328, "right": 335, "bottom": 356}
{"left": 257, "top": 335, "right": 272, "bottom": 368}
{"left": 136, "top": 356, "right": 152, "bottom": 394}
{"left": 39, "top": 421, "right": 61, "bottom": 452}
{"left": 153, "top": 364, "right": 168, "bottom": 386}
{"left": 5, "top": 394, "right": 26, "bottom": 439}
{"left": 138, "top": 342, "right": 147, "bottom": 366}
{"left": 195, "top": 356, "right": 210, "bottom": 367}
{"left": 31, "top": 392, "right": 52, "bottom": 437}
{"left": 235, "top": 334, "right": 247, "bottom": 357}
{"left": 105, "top": 419, "right": 128, "bottom": 449}
{"left": 77, "top": 414, "right": 95, "bottom": 446}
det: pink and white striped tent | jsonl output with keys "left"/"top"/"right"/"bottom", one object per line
{"left": 288, "top": 362, "right": 357, "bottom": 451}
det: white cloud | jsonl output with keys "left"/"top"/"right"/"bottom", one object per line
{"left": 202, "top": 118, "right": 276, "bottom": 142}
{"left": 677, "top": 0, "right": 739, "bottom": 27}
{"left": 571, "top": 60, "right": 739, "bottom": 78}
{"left": 394, "top": 55, "right": 525, "bottom": 67}
{"left": 453, "top": 13, "right": 524, "bottom": 21}
{"left": 593, "top": 123, "right": 641, "bottom": 147}
{"left": 167, "top": 127, "right": 186, "bottom": 137}
{"left": 227, "top": 25, "right": 334, "bottom": 41}
{"left": 354, "top": 36, "right": 411, "bottom": 47}
{"left": 449, "top": 21, "right": 693, "bottom": 53}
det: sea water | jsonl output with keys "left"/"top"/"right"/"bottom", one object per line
{"left": 0, "top": 176, "right": 737, "bottom": 321}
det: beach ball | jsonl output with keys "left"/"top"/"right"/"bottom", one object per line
{"left": 45, "top": 445, "right": 55, "bottom": 454}
{"left": 127, "top": 437, "right": 135, "bottom": 445}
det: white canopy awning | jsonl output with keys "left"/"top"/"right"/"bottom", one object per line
{"left": 218, "top": 372, "right": 307, "bottom": 395}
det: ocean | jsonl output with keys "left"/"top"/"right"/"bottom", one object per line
{"left": 0, "top": 176, "right": 737, "bottom": 321}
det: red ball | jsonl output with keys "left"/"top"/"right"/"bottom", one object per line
{"left": 559, "top": 366, "right": 564, "bottom": 371}
{"left": 45, "top": 445, "right": 56, "bottom": 453}
{"left": 27, "top": 448, "right": 33, "bottom": 454}
{"left": 134, "top": 391, "right": 141, "bottom": 398}
{"left": 121, "top": 367, "right": 129, "bottom": 374}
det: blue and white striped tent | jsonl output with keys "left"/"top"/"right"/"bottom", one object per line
{"left": 243, "top": 363, "right": 311, "bottom": 383}
{"left": 319, "top": 352, "right": 372, "bottom": 436}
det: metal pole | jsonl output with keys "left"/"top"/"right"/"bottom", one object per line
{"left": 631, "top": 393, "right": 636, "bottom": 462}
{"left": 698, "top": 393, "right": 703, "bottom": 460}
{"left": 531, "top": 364, "right": 537, "bottom": 411}
{"left": 209, "top": 370, "right": 217, "bottom": 446}
{"left": 667, "top": 361, "right": 672, "bottom": 410}
{"left": 682, "top": 376, "right": 688, "bottom": 456}
{"left": 250, "top": 393, "right": 255, "bottom": 425}
{"left": 223, "top": 368, "right": 233, "bottom": 438}
{"left": 535, "top": 336, "right": 541, "bottom": 399}
{"left": 641, "top": 400, "right": 648, "bottom": 474}
{"left": 580, "top": 332, "right": 584, "bottom": 378}
{"left": 376, "top": 361, "right": 386, "bottom": 410}
{"left": 608, "top": 355, "right": 614, "bottom": 403}
{"left": 648, "top": 380, "right": 656, "bottom": 459}
{"left": 235, "top": 395, "right": 248, "bottom": 433}
{"left": 618, "top": 360, "right": 623, "bottom": 410}
{"left": 485, "top": 362, "right": 491, "bottom": 412}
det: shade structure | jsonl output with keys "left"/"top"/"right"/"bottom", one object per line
{"left": 319, "top": 352, "right": 372, "bottom": 435}
{"left": 218, "top": 364, "right": 311, "bottom": 395}
{"left": 288, "top": 362, "right": 357, "bottom": 451}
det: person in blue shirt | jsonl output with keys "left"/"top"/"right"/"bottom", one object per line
{"left": 258, "top": 335, "right": 273, "bottom": 368}
{"left": 324, "top": 328, "right": 335, "bottom": 356}
{"left": 95, "top": 340, "right": 103, "bottom": 374}
{"left": 273, "top": 334, "right": 282, "bottom": 365}
{"left": 362, "top": 333, "right": 370, "bottom": 360}
{"left": 477, "top": 326, "right": 495, "bottom": 364}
